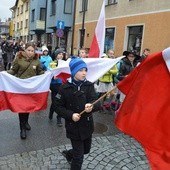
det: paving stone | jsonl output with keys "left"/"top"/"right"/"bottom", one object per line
{"left": 0, "top": 134, "right": 149, "bottom": 170}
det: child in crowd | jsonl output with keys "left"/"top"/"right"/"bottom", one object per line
{"left": 39, "top": 46, "right": 53, "bottom": 70}
{"left": 48, "top": 49, "right": 66, "bottom": 126}
{"left": 79, "top": 48, "right": 88, "bottom": 58}
{"left": 53, "top": 57, "right": 99, "bottom": 170}
{"left": 7, "top": 42, "right": 44, "bottom": 139}
{"left": 97, "top": 50, "right": 118, "bottom": 113}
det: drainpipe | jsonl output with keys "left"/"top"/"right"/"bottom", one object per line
{"left": 45, "top": 0, "right": 48, "bottom": 44}
{"left": 80, "top": 0, "right": 86, "bottom": 48}
{"left": 71, "top": 0, "right": 77, "bottom": 55}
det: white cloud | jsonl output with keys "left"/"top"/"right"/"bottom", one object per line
{"left": 0, "top": 0, "right": 16, "bottom": 21}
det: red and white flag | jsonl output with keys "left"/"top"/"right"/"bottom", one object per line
{"left": 51, "top": 57, "right": 124, "bottom": 83}
{"left": 115, "top": 47, "right": 170, "bottom": 170}
{"left": 88, "top": 0, "right": 105, "bottom": 58}
{"left": 0, "top": 57, "right": 124, "bottom": 113}
{"left": 0, "top": 71, "right": 52, "bottom": 113}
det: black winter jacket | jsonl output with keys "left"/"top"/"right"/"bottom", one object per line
{"left": 53, "top": 80, "right": 99, "bottom": 140}
{"left": 117, "top": 58, "right": 138, "bottom": 81}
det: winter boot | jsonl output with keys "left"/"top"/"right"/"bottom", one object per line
{"left": 57, "top": 116, "right": 62, "bottom": 127}
{"left": 20, "top": 123, "right": 27, "bottom": 139}
{"left": 25, "top": 122, "right": 31, "bottom": 131}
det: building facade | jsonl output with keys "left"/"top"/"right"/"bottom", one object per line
{"left": 46, "top": 0, "right": 74, "bottom": 52}
{"left": 10, "top": 0, "right": 30, "bottom": 42}
{"left": 0, "top": 19, "right": 10, "bottom": 41}
{"left": 74, "top": 0, "right": 170, "bottom": 56}
{"left": 29, "top": 0, "right": 74, "bottom": 52}
{"left": 29, "top": 0, "right": 47, "bottom": 44}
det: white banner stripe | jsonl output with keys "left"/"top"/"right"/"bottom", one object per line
{"left": 0, "top": 57, "right": 124, "bottom": 94}
{"left": 163, "top": 47, "right": 170, "bottom": 72}
{"left": 0, "top": 71, "right": 52, "bottom": 93}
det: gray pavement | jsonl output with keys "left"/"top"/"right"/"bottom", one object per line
{"left": 0, "top": 83, "right": 150, "bottom": 169}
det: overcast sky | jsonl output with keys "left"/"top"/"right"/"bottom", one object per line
{"left": 0, "top": 0, "right": 16, "bottom": 21}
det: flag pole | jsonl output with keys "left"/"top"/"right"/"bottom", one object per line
{"left": 79, "top": 86, "right": 117, "bottom": 116}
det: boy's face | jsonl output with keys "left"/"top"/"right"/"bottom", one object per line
{"left": 74, "top": 68, "right": 87, "bottom": 81}
{"left": 79, "top": 50, "right": 87, "bottom": 58}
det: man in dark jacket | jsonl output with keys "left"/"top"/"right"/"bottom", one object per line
{"left": 54, "top": 57, "right": 99, "bottom": 170}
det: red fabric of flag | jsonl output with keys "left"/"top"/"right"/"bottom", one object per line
{"left": 115, "top": 49, "right": 170, "bottom": 169}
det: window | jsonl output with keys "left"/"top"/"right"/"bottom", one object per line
{"left": 25, "top": 2, "right": 29, "bottom": 11}
{"left": 104, "top": 28, "right": 115, "bottom": 52}
{"left": 17, "top": 22, "right": 19, "bottom": 29}
{"left": 79, "top": 0, "right": 88, "bottom": 12}
{"left": 17, "top": 7, "right": 19, "bottom": 16}
{"left": 13, "top": 11, "right": 16, "bottom": 18}
{"left": 40, "top": 8, "right": 46, "bottom": 21}
{"left": 20, "top": 21, "right": 23, "bottom": 29}
{"left": 51, "top": 0, "right": 56, "bottom": 15}
{"left": 105, "top": 0, "right": 117, "bottom": 5}
{"left": 127, "top": 26, "right": 143, "bottom": 55}
{"left": 31, "top": 9, "right": 35, "bottom": 22}
{"left": 13, "top": 24, "right": 15, "bottom": 31}
{"left": 25, "top": 19, "right": 28, "bottom": 28}
{"left": 20, "top": 5, "right": 23, "bottom": 14}
{"left": 64, "top": 0, "right": 73, "bottom": 14}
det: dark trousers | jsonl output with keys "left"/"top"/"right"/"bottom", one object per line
{"left": 50, "top": 84, "right": 61, "bottom": 119}
{"left": 70, "top": 137, "right": 92, "bottom": 170}
{"left": 18, "top": 113, "right": 29, "bottom": 129}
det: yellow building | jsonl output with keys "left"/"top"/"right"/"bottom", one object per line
{"left": 74, "top": 0, "right": 170, "bottom": 56}
{"left": 10, "top": 0, "right": 30, "bottom": 42}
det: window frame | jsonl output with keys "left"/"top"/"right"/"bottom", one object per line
{"left": 40, "top": 8, "right": 46, "bottom": 21}
{"left": 79, "top": 0, "right": 88, "bottom": 12}
{"left": 17, "top": 7, "right": 19, "bottom": 16}
{"left": 25, "top": 19, "right": 28, "bottom": 28}
{"left": 20, "top": 5, "right": 23, "bottom": 14}
{"left": 64, "top": 0, "right": 73, "bottom": 14}
{"left": 105, "top": 0, "right": 118, "bottom": 6}
{"left": 51, "top": 0, "right": 56, "bottom": 16}
{"left": 25, "top": 2, "right": 29, "bottom": 11}
{"left": 127, "top": 25, "right": 143, "bottom": 55}
{"left": 31, "top": 9, "right": 35, "bottom": 22}
{"left": 104, "top": 27, "right": 115, "bottom": 52}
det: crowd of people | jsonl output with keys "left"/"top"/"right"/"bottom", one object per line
{"left": 0, "top": 39, "right": 150, "bottom": 170}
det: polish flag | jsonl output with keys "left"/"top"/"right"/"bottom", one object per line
{"left": 0, "top": 57, "right": 124, "bottom": 113}
{"left": 115, "top": 47, "right": 170, "bottom": 169}
{"left": 0, "top": 71, "right": 52, "bottom": 113}
{"left": 51, "top": 57, "right": 124, "bottom": 83}
{"left": 88, "top": 1, "right": 105, "bottom": 58}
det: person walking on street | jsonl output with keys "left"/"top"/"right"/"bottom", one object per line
{"left": 48, "top": 49, "right": 66, "bottom": 126}
{"left": 7, "top": 42, "right": 44, "bottom": 139}
{"left": 53, "top": 57, "right": 99, "bottom": 170}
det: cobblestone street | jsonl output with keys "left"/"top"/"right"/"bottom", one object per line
{"left": 0, "top": 103, "right": 149, "bottom": 170}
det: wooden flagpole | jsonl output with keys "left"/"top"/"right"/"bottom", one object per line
{"left": 79, "top": 86, "right": 117, "bottom": 116}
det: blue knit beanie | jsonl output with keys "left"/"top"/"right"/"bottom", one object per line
{"left": 69, "top": 57, "right": 87, "bottom": 77}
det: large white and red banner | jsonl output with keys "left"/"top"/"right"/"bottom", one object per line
{"left": 0, "top": 71, "right": 52, "bottom": 113}
{"left": 115, "top": 47, "right": 170, "bottom": 170}
{"left": 0, "top": 57, "right": 123, "bottom": 113}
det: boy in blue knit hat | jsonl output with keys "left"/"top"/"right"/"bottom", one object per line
{"left": 54, "top": 57, "right": 99, "bottom": 170}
